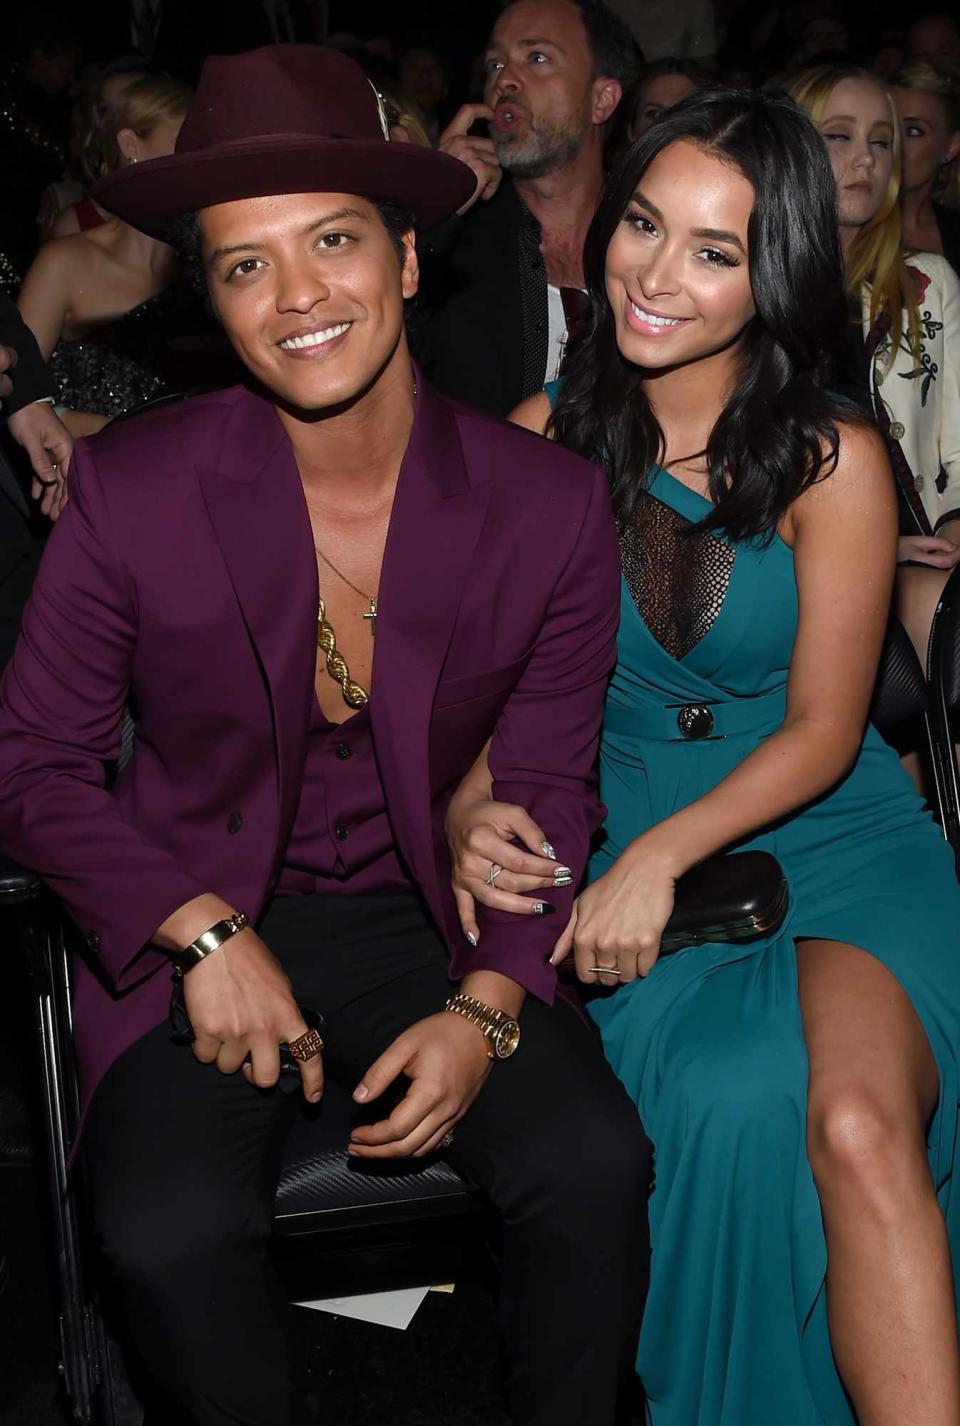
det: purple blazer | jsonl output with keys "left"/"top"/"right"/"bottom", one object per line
{"left": 0, "top": 379, "right": 619, "bottom": 1112}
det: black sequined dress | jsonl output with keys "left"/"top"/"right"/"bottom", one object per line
{"left": 48, "top": 285, "right": 209, "bottom": 418}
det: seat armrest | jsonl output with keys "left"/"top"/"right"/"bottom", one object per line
{"left": 0, "top": 853, "right": 43, "bottom": 903}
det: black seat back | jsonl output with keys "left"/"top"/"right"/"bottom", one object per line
{"left": 871, "top": 617, "right": 928, "bottom": 745}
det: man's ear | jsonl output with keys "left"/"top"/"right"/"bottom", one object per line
{"left": 401, "top": 229, "right": 420, "bottom": 300}
{"left": 592, "top": 76, "right": 622, "bottom": 127}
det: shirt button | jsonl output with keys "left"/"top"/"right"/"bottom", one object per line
{"left": 915, "top": 474, "right": 925, "bottom": 491}
{"left": 889, "top": 420, "right": 905, "bottom": 440}
{"left": 226, "top": 811, "right": 243, "bottom": 834}
{"left": 335, "top": 742, "right": 352, "bottom": 760}
{"left": 334, "top": 822, "right": 348, "bottom": 841}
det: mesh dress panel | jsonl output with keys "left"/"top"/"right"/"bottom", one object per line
{"left": 620, "top": 490, "right": 736, "bottom": 661}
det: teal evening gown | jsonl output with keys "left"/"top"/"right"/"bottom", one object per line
{"left": 577, "top": 459, "right": 960, "bottom": 1424}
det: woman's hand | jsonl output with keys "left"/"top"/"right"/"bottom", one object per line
{"left": 446, "top": 793, "right": 571, "bottom": 943}
{"left": 551, "top": 837, "right": 678, "bottom": 986}
{"left": 897, "top": 534, "right": 960, "bottom": 570}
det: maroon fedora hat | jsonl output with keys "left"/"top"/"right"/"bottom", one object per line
{"left": 97, "top": 45, "right": 475, "bottom": 239}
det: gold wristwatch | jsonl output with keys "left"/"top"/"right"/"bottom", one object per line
{"left": 444, "top": 992, "right": 521, "bottom": 1060}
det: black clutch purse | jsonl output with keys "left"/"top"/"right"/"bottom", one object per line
{"left": 660, "top": 849, "right": 788, "bottom": 954}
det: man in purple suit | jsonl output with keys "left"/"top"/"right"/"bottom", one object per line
{"left": 0, "top": 46, "right": 650, "bottom": 1426}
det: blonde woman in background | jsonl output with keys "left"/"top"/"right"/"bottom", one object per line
{"left": 17, "top": 75, "right": 192, "bottom": 435}
{"left": 891, "top": 63, "right": 960, "bottom": 270}
{"left": 786, "top": 63, "right": 960, "bottom": 667}
{"left": 36, "top": 59, "right": 147, "bottom": 242}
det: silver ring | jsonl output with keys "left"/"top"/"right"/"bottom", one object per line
{"left": 590, "top": 964, "right": 622, "bottom": 977}
{"left": 486, "top": 863, "right": 503, "bottom": 886}
{"left": 440, "top": 1130, "right": 455, "bottom": 1149}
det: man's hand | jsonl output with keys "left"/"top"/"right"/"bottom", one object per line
{"left": 349, "top": 1011, "right": 494, "bottom": 1158}
{"left": 7, "top": 401, "right": 73, "bottom": 521}
{"left": 182, "top": 927, "right": 325, "bottom": 1102}
{"left": 438, "top": 103, "right": 502, "bottom": 214}
{"left": 0, "top": 343, "right": 16, "bottom": 400}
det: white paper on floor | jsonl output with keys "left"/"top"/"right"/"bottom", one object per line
{"left": 294, "top": 1285, "right": 432, "bottom": 1330}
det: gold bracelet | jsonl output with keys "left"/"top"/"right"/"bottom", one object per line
{"left": 171, "top": 910, "right": 248, "bottom": 978}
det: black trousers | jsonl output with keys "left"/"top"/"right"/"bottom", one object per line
{"left": 83, "top": 893, "right": 651, "bottom": 1426}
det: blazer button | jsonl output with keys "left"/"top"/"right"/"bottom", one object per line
{"left": 889, "top": 420, "right": 905, "bottom": 440}
{"left": 227, "top": 811, "right": 243, "bottom": 834}
{"left": 334, "top": 822, "right": 349, "bottom": 841}
{"left": 86, "top": 932, "right": 101, "bottom": 954}
{"left": 915, "top": 474, "right": 925, "bottom": 491}
{"left": 335, "top": 742, "right": 352, "bottom": 760}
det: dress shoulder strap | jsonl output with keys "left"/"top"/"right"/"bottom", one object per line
{"left": 544, "top": 377, "right": 564, "bottom": 411}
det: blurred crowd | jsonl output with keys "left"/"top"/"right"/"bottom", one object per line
{"left": 1, "top": 0, "right": 959, "bottom": 610}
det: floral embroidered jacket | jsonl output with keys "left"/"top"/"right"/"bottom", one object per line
{"left": 865, "top": 251, "right": 960, "bottom": 534}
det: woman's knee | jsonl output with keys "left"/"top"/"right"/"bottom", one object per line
{"left": 807, "top": 1083, "right": 928, "bottom": 1214}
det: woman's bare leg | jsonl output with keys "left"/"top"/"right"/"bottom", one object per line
{"left": 797, "top": 937, "right": 959, "bottom": 1426}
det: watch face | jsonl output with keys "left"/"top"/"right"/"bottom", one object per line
{"left": 494, "top": 1020, "right": 521, "bottom": 1059}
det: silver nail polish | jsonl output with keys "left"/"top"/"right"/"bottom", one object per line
{"left": 465, "top": 931, "right": 478, "bottom": 947}
{"left": 553, "top": 876, "right": 573, "bottom": 888}
{"left": 553, "top": 866, "right": 573, "bottom": 879}
{"left": 540, "top": 841, "right": 557, "bottom": 860}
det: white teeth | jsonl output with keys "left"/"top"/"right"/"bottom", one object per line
{"left": 630, "top": 301, "right": 683, "bottom": 328}
{"left": 280, "top": 322, "right": 351, "bottom": 350}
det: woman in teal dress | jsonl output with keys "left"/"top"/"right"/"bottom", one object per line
{"left": 446, "top": 89, "right": 960, "bottom": 1425}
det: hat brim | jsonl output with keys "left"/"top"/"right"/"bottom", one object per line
{"left": 97, "top": 135, "right": 476, "bottom": 239}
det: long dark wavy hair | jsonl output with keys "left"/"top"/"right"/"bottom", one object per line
{"left": 549, "top": 87, "right": 855, "bottom": 543}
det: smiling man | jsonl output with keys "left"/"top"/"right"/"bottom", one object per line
{"left": 414, "top": 0, "right": 640, "bottom": 415}
{"left": 0, "top": 45, "right": 651, "bottom": 1426}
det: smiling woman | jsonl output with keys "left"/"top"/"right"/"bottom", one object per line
{"left": 450, "top": 85, "right": 960, "bottom": 1425}
{"left": 550, "top": 88, "right": 847, "bottom": 541}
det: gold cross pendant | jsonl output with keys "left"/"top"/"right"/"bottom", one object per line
{"left": 362, "top": 597, "right": 377, "bottom": 634}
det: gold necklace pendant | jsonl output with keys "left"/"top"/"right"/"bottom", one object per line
{"left": 314, "top": 546, "right": 378, "bottom": 635}
{"left": 317, "top": 597, "right": 369, "bottom": 709}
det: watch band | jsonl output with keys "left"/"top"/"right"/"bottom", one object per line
{"left": 444, "top": 992, "right": 518, "bottom": 1060}
{"left": 172, "top": 910, "right": 249, "bottom": 978}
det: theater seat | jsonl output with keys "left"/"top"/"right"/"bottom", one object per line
{"left": 0, "top": 859, "right": 481, "bottom": 1424}
{"left": 927, "top": 563, "right": 960, "bottom": 869}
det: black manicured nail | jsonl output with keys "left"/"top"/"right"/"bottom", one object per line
{"left": 532, "top": 902, "right": 556, "bottom": 916}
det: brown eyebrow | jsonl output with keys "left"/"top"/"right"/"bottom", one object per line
{"left": 485, "top": 36, "right": 565, "bottom": 55}
{"left": 630, "top": 192, "right": 747, "bottom": 254}
{"left": 205, "top": 206, "right": 369, "bottom": 267}
{"left": 691, "top": 226, "right": 747, "bottom": 254}
{"left": 820, "top": 112, "right": 894, "bottom": 132}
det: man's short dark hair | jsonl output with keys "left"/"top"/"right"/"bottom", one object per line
{"left": 501, "top": 0, "right": 643, "bottom": 90}
{"left": 170, "top": 200, "right": 415, "bottom": 299}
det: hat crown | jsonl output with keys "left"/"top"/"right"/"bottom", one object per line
{"left": 176, "top": 45, "right": 385, "bottom": 155}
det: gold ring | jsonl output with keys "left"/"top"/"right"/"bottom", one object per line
{"left": 440, "top": 1130, "right": 455, "bottom": 1149}
{"left": 590, "top": 964, "right": 622, "bottom": 977}
{"left": 286, "top": 1027, "right": 325, "bottom": 1062}
{"left": 486, "top": 863, "right": 503, "bottom": 886}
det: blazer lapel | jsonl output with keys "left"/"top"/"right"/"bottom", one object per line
{"left": 196, "top": 389, "right": 317, "bottom": 845}
{"left": 372, "top": 379, "right": 491, "bottom": 904}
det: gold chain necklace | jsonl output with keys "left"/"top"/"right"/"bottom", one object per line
{"left": 313, "top": 547, "right": 377, "bottom": 711}
{"left": 314, "top": 545, "right": 378, "bottom": 630}
{"left": 316, "top": 595, "right": 369, "bottom": 709}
